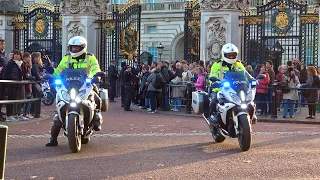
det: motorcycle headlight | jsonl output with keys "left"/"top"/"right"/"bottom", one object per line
{"left": 70, "top": 88, "right": 76, "bottom": 100}
{"left": 239, "top": 91, "right": 246, "bottom": 102}
{"left": 77, "top": 89, "right": 87, "bottom": 100}
{"left": 229, "top": 92, "right": 241, "bottom": 104}
{"left": 61, "top": 90, "right": 70, "bottom": 101}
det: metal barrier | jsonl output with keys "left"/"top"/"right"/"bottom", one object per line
{"left": 0, "top": 80, "right": 42, "bottom": 118}
{"left": 0, "top": 125, "right": 8, "bottom": 180}
{"left": 166, "top": 81, "right": 320, "bottom": 118}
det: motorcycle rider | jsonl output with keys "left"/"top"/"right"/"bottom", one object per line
{"left": 208, "top": 43, "right": 256, "bottom": 123}
{"left": 45, "top": 36, "right": 103, "bottom": 147}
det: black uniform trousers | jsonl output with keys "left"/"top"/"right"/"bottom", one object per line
{"left": 109, "top": 82, "right": 116, "bottom": 101}
{"left": 124, "top": 85, "right": 134, "bottom": 110}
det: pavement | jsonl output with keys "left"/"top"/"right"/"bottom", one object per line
{"left": 2, "top": 99, "right": 320, "bottom": 179}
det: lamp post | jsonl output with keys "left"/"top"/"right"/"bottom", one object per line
{"left": 157, "top": 42, "right": 164, "bottom": 61}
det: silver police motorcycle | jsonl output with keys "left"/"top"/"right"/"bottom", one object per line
{"left": 192, "top": 71, "right": 265, "bottom": 151}
{"left": 45, "top": 68, "right": 108, "bottom": 153}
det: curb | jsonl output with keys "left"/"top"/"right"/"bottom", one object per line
{"left": 131, "top": 105, "right": 320, "bottom": 125}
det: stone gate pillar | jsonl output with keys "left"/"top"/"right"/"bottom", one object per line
{"left": 199, "top": 0, "right": 250, "bottom": 62}
{"left": 60, "top": 0, "right": 108, "bottom": 56}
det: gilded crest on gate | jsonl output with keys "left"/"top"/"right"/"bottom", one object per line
{"left": 271, "top": 3, "right": 294, "bottom": 35}
{"left": 102, "top": 21, "right": 116, "bottom": 36}
{"left": 33, "top": 12, "right": 49, "bottom": 38}
{"left": 120, "top": 24, "right": 139, "bottom": 60}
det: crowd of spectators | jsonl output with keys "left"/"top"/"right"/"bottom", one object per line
{"left": 0, "top": 39, "right": 48, "bottom": 122}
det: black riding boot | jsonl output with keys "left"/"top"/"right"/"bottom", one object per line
{"left": 46, "top": 114, "right": 62, "bottom": 147}
{"left": 93, "top": 111, "right": 103, "bottom": 131}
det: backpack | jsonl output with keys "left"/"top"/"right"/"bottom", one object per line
{"left": 153, "top": 73, "right": 165, "bottom": 89}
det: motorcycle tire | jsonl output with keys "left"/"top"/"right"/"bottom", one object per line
{"left": 210, "top": 126, "right": 225, "bottom": 143}
{"left": 81, "top": 136, "right": 90, "bottom": 144}
{"left": 237, "top": 114, "right": 252, "bottom": 151}
{"left": 42, "top": 92, "right": 55, "bottom": 106}
{"left": 67, "top": 114, "right": 82, "bottom": 153}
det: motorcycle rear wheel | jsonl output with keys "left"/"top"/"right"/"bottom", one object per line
{"left": 238, "top": 114, "right": 252, "bottom": 151}
{"left": 67, "top": 114, "right": 82, "bottom": 153}
{"left": 210, "top": 126, "right": 225, "bottom": 143}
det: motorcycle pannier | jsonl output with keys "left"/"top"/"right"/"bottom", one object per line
{"left": 192, "top": 91, "right": 209, "bottom": 114}
{"left": 99, "top": 88, "right": 109, "bottom": 112}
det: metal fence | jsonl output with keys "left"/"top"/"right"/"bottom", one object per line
{"left": 165, "top": 82, "right": 320, "bottom": 118}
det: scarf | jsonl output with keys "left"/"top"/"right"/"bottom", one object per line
{"left": 14, "top": 60, "right": 23, "bottom": 68}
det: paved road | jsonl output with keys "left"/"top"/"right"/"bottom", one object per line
{"left": 3, "top": 101, "right": 320, "bottom": 179}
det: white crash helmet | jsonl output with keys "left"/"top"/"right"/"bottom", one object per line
{"left": 221, "top": 43, "right": 239, "bottom": 64}
{"left": 68, "top": 36, "right": 87, "bottom": 58}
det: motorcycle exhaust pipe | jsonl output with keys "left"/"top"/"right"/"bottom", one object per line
{"left": 202, "top": 114, "right": 219, "bottom": 127}
{"left": 85, "top": 127, "right": 94, "bottom": 137}
{"left": 219, "top": 128, "right": 229, "bottom": 138}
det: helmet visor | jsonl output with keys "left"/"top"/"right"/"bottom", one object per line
{"left": 69, "top": 45, "right": 84, "bottom": 53}
{"left": 224, "top": 52, "right": 237, "bottom": 59}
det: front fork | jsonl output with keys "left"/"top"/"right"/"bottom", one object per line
{"left": 65, "top": 109, "right": 84, "bottom": 136}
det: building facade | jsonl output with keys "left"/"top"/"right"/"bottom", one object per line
{"left": 0, "top": 0, "right": 318, "bottom": 65}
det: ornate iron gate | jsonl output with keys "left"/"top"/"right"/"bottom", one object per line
{"left": 12, "top": 2, "right": 62, "bottom": 65}
{"left": 96, "top": 0, "right": 141, "bottom": 73}
{"left": 241, "top": 0, "right": 318, "bottom": 70}
{"left": 184, "top": 0, "right": 200, "bottom": 63}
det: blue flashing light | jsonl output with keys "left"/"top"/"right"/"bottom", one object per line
{"left": 223, "top": 82, "right": 230, "bottom": 88}
{"left": 251, "top": 80, "right": 257, "bottom": 86}
{"left": 55, "top": 79, "right": 62, "bottom": 85}
{"left": 85, "top": 78, "right": 92, "bottom": 83}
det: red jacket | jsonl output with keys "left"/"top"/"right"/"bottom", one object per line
{"left": 256, "top": 72, "right": 270, "bottom": 94}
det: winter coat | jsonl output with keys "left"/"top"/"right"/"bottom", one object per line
{"left": 194, "top": 72, "right": 206, "bottom": 91}
{"left": 306, "top": 75, "right": 320, "bottom": 103}
{"left": 171, "top": 76, "right": 184, "bottom": 98}
{"left": 21, "top": 63, "right": 33, "bottom": 96}
{"left": 282, "top": 75, "right": 300, "bottom": 100}
{"left": 140, "top": 72, "right": 150, "bottom": 91}
{"left": 2, "top": 60, "right": 23, "bottom": 81}
{"left": 256, "top": 72, "right": 270, "bottom": 94}
{"left": 147, "top": 69, "right": 161, "bottom": 92}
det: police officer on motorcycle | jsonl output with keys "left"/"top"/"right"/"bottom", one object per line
{"left": 45, "top": 36, "right": 104, "bottom": 147}
{"left": 208, "top": 43, "right": 256, "bottom": 123}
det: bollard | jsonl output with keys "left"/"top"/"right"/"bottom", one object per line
{"left": 271, "top": 83, "right": 278, "bottom": 118}
{"left": 33, "top": 94, "right": 41, "bottom": 118}
{"left": 185, "top": 83, "right": 192, "bottom": 114}
{"left": 0, "top": 125, "right": 8, "bottom": 180}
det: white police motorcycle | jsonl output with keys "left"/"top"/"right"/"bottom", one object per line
{"left": 192, "top": 71, "right": 265, "bottom": 151}
{"left": 45, "top": 68, "right": 108, "bottom": 153}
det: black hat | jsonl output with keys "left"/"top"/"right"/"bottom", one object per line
{"left": 121, "top": 61, "right": 126, "bottom": 67}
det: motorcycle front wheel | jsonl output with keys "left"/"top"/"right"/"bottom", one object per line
{"left": 67, "top": 114, "right": 82, "bottom": 153}
{"left": 42, "top": 91, "right": 55, "bottom": 106}
{"left": 237, "top": 114, "right": 252, "bottom": 151}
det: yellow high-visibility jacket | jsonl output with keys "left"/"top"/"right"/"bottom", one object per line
{"left": 52, "top": 52, "right": 101, "bottom": 78}
{"left": 209, "top": 59, "right": 252, "bottom": 92}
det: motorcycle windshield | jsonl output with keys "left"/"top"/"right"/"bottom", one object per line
{"left": 224, "top": 71, "right": 249, "bottom": 93}
{"left": 60, "top": 68, "right": 87, "bottom": 90}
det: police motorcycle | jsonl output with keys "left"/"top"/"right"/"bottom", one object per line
{"left": 192, "top": 71, "right": 265, "bottom": 151}
{"left": 44, "top": 66, "right": 108, "bottom": 153}
{"left": 41, "top": 76, "right": 55, "bottom": 106}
